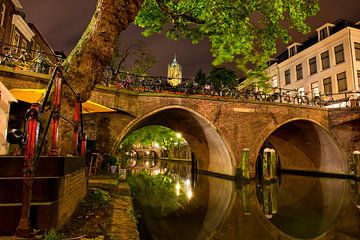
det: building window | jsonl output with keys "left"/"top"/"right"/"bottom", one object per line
{"left": 334, "top": 44, "right": 344, "bottom": 64}
{"left": 296, "top": 64, "right": 303, "bottom": 80}
{"left": 309, "top": 57, "right": 317, "bottom": 75}
{"left": 321, "top": 51, "right": 330, "bottom": 70}
{"left": 285, "top": 69, "right": 291, "bottom": 85}
{"left": 323, "top": 77, "right": 332, "bottom": 95}
{"left": 271, "top": 75, "right": 278, "bottom": 88}
{"left": 0, "top": 4, "right": 5, "bottom": 27}
{"left": 337, "top": 72, "right": 347, "bottom": 92}
{"left": 20, "top": 39, "right": 27, "bottom": 51}
{"left": 11, "top": 30, "right": 20, "bottom": 53}
{"left": 311, "top": 82, "right": 319, "bottom": 97}
{"left": 355, "top": 42, "right": 360, "bottom": 61}
{"left": 319, "top": 27, "right": 329, "bottom": 40}
{"left": 357, "top": 70, "right": 360, "bottom": 89}
{"left": 289, "top": 46, "right": 296, "bottom": 57}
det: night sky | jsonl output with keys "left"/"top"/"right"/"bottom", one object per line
{"left": 22, "top": 0, "right": 360, "bottom": 78}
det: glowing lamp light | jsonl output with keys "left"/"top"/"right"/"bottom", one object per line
{"left": 184, "top": 179, "right": 190, "bottom": 187}
{"left": 176, "top": 132, "right": 182, "bottom": 139}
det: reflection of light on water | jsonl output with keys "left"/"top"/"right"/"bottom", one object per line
{"left": 175, "top": 182, "right": 181, "bottom": 196}
{"left": 187, "top": 189, "right": 193, "bottom": 200}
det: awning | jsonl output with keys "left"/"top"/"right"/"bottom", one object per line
{"left": 9, "top": 88, "right": 116, "bottom": 114}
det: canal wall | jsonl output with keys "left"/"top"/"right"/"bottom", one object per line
{"left": 0, "top": 156, "right": 86, "bottom": 235}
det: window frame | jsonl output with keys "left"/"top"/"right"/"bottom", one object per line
{"left": 321, "top": 51, "right": 330, "bottom": 70}
{"left": 337, "top": 72, "right": 347, "bottom": 92}
{"left": 309, "top": 57, "right": 317, "bottom": 75}
{"left": 323, "top": 77, "right": 332, "bottom": 95}
{"left": 334, "top": 44, "right": 345, "bottom": 64}
{"left": 296, "top": 63, "right": 303, "bottom": 80}
{"left": 284, "top": 69, "right": 291, "bottom": 85}
{"left": 355, "top": 42, "right": 360, "bottom": 61}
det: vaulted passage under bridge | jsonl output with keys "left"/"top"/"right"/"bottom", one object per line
{"left": 86, "top": 88, "right": 360, "bottom": 179}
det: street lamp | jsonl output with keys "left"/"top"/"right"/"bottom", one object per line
{"left": 175, "top": 132, "right": 182, "bottom": 158}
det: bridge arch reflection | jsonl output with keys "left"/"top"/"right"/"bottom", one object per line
{"left": 256, "top": 119, "right": 346, "bottom": 176}
{"left": 113, "top": 106, "right": 235, "bottom": 177}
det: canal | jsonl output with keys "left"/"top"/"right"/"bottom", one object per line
{"left": 127, "top": 159, "right": 360, "bottom": 240}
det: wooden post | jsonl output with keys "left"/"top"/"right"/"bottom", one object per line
{"left": 269, "top": 149, "right": 277, "bottom": 180}
{"left": 263, "top": 148, "right": 271, "bottom": 181}
{"left": 240, "top": 148, "right": 250, "bottom": 179}
{"left": 351, "top": 151, "right": 360, "bottom": 177}
{"left": 241, "top": 184, "right": 251, "bottom": 215}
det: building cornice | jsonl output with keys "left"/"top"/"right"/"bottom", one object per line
{"left": 12, "top": 15, "right": 34, "bottom": 41}
{"left": 11, "top": 0, "right": 22, "bottom": 10}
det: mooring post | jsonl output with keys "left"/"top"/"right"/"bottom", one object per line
{"left": 269, "top": 149, "right": 277, "bottom": 180}
{"left": 241, "top": 184, "right": 251, "bottom": 215}
{"left": 263, "top": 148, "right": 271, "bottom": 181}
{"left": 241, "top": 148, "right": 250, "bottom": 179}
{"left": 351, "top": 151, "right": 359, "bottom": 177}
{"left": 270, "top": 183, "right": 278, "bottom": 215}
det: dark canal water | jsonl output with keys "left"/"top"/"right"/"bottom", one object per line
{"left": 129, "top": 159, "right": 360, "bottom": 240}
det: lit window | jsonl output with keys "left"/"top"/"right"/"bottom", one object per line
{"left": 284, "top": 69, "right": 291, "bottom": 85}
{"left": 321, "top": 51, "right": 330, "bottom": 70}
{"left": 309, "top": 57, "right": 317, "bottom": 75}
{"left": 334, "top": 44, "right": 345, "bottom": 64}
{"left": 296, "top": 63, "right": 303, "bottom": 80}
{"left": 311, "top": 82, "right": 319, "bottom": 96}
{"left": 323, "top": 77, "right": 332, "bottom": 95}
{"left": 337, "top": 72, "right": 347, "bottom": 92}
{"left": 11, "top": 30, "right": 20, "bottom": 53}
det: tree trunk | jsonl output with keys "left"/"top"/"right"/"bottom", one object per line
{"left": 57, "top": 0, "right": 143, "bottom": 155}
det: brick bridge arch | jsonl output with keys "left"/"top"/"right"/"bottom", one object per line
{"left": 88, "top": 90, "right": 351, "bottom": 178}
{"left": 254, "top": 118, "right": 347, "bottom": 175}
{"left": 112, "top": 105, "right": 236, "bottom": 176}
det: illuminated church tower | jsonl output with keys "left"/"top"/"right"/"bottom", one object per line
{"left": 167, "top": 54, "right": 182, "bottom": 86}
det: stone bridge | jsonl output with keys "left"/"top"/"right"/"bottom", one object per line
{"left": 88, "top": 86, "right": 360, "bottom": 179}
{"left": 1, "top": 69, "right": 359, "bottom": 179}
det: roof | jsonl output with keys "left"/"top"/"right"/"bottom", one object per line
{"left": 273, "top": 19, "right": 360, "bottom": 64}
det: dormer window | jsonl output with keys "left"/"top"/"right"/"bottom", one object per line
{"left": 316, "top": 23, "right": 335, "bottom": 41}
{"left": 287, "top": 43, "right": 302, "bottom": 57}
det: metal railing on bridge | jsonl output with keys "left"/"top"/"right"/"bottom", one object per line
{"left": 0, "top": 43, "right": 62, "bottom": 74}
{"left": 102, "top": 71, "right": 360, "bottom": 108}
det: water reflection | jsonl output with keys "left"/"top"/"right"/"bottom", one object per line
{"left": 128, "top": 160, "right": 360, "bottom": 240}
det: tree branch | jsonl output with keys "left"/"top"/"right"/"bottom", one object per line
{"left": 155, "top": 0, "right": 205, "bottom": 24}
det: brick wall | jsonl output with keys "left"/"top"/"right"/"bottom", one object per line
{"left": 57, "top": 169, "right": 87, "bottom": 228}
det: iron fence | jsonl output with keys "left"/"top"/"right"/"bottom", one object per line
{"left": 103, "top": 72, "right": 360, "bottom": 108}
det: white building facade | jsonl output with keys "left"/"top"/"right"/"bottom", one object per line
{"left": 266, "top": 20, "right": 360, "bottom": 100}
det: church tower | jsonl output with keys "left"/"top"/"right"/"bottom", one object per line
{"left": 167, "top": 54, "right": 182, "bottom": 86}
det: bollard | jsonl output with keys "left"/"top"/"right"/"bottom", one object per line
{"left": 352, "top": 151, "right": 360, "bottom": 177}
{"left": 269, "top": 149, "right": 277, "bottom": 180}
{"left": 270, "top": 183, "right": 278, "bottom": 214}
{"left": 263, "top": 148, "right": 271, "bottom": 181}
{"left": 242, "top": 184, "right": 251, "bottom": 215}
{"left": 263, "top": 184, "right": 272, "bottom": 219}
{"left": 241, "top": 148, "right": 250, "bottom": 179}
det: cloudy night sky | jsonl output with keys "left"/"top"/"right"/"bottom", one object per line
{"left": 22, "top": 0, "right": 360, "bottom": 78}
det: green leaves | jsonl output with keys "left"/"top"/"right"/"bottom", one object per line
{"left": 135, "top": 0, "right": 319, "bottom": 75}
